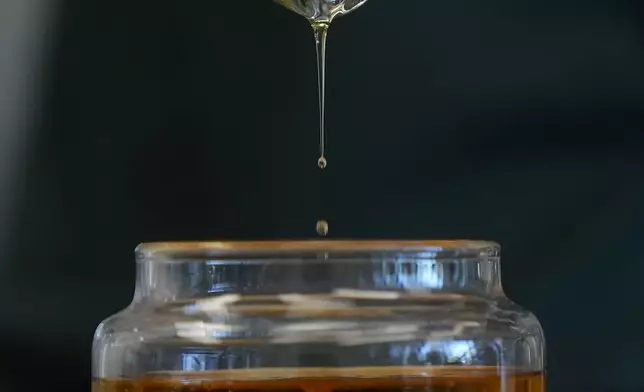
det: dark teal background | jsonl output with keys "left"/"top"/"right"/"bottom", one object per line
{"left": 1, "top": 0, "right": 644, "bottom": 391}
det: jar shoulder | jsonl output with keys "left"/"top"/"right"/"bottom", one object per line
{"left": 491, "top": 296, "right": 545, "bottom": 338}
{"left": 94, "top": 295, "right": 544, "bottom": 344}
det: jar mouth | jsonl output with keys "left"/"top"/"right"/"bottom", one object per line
{"left": 136, "top": 240, "right": 500, "bottom": 261}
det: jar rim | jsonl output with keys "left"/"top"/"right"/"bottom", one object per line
{"left": 136, "top": 240, "right": 500, "bottom": 259}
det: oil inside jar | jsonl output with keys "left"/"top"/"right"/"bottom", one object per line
{"left": 93, "top": 366, "right": 544, "bottom": 392}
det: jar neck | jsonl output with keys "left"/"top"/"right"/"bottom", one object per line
{"left": 133, "top": 256, "right": 504, "bottom": 304}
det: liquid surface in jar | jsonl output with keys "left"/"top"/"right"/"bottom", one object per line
{"left": 93, "top": 366, "right": 544, "bottom": 392}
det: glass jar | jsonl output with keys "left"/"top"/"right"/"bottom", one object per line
{"left": 92, "top": 240, "right": 545, "bottom": 392}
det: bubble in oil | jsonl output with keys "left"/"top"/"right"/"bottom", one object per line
{"left": 318, "top": 156, "right": 327, "bottom": 169}
{"left": 316, "top": 219, "right": 329, "bottom": 236}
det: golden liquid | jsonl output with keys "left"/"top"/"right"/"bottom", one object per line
{"left": 316, "top": 219, "right": 329, "bottom": 236}
{"left": 318, "top": 156, "right": 327, "bottom": 169}
{"left": 313, "top": 23, "right": 328, "bottom": 170}
{"left": 275, "top": 1, "right": 371, "bottom": 234}
{"left": 277, "top": 1, "right": 369, "bottom": 170}
{"left": 93, "top": 367, "right": 544, "bottom": 392}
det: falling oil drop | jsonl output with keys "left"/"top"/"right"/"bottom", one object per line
{"left": 318, "top": 156, "right": 327, "bottom": 169}
{"left": 316, "top": 219, "right": 329, "bottom": 236}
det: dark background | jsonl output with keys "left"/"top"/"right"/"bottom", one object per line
{"left": 1, "top": 0, "right": 644, "bottom": 391}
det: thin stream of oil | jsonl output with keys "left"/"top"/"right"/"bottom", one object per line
{"left": 275, "top": 0, "right": 369, "bottom": 236}
{"left": 314, "top": 22, "right": 329, "bottom": 236}
{"left": 314, "top": 23, "right": 329, "bottom": 171}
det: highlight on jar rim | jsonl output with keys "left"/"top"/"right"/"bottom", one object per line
{"left": 135, "top": 239, "right": 501, "bottom": 258}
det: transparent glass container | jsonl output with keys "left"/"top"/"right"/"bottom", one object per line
{"left": 92, "top": 240, "right": 545, "bottom": 392}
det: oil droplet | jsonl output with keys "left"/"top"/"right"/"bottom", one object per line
{"left": 318, "top": 156, "right": 327, "bottom": 169}
{"left": 316, "top": 219, "right": 329, "bottom": 236}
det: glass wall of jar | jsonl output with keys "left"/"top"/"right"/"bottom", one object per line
{"left": 92, "top": 240, "right": 545, "bottom": 392}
